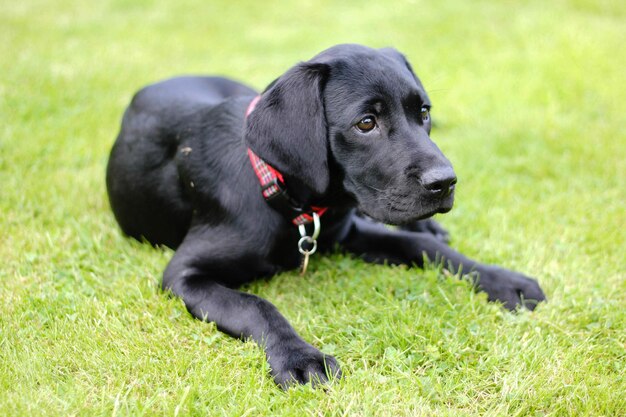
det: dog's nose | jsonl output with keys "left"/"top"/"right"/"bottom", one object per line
{"left": 421, "top": 168, "right": 457, "bottom": 197}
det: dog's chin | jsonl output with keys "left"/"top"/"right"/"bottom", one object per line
{"left": 360, "top": 195, "right": 454, "bottom": 225}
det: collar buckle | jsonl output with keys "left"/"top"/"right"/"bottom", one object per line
{"left": 263, "top": 179, "right": 305, "bottom": 219}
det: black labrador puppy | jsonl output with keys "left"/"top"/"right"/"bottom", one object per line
{"left": 106, "top": 44, "right": 546, "bottom": 388}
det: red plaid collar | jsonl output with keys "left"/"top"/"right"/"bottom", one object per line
{"left": 245, "top": 96, "right": 328, "bottom": 226}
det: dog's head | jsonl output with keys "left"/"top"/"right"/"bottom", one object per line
{"left": 245, "top": 44, "right": 456, "bottom": 224}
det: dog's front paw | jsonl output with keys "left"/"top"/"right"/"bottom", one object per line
{"left": 475, "top": 266, "right": 546, "bottom": 311}
{"left": 268, "top": 341, "right": 341, "bottom": 389}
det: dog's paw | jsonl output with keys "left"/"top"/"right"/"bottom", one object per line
{"left": 268, "top": 341, "right": 341, "bottom": 389}
{"left": 401, "top": 219, "right": 450, "bottom": 243}
{"left": 475, "top": 266, "right": 546, "bottom": 311}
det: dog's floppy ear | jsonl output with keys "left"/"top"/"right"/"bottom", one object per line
{"left": 245, "top": 63, "right": 330, "bottom": 196}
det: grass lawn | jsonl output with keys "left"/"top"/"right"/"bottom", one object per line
{"left": 1, "top": 0, "right": 625, "bottom": 415}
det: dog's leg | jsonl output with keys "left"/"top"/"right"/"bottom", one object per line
{"left": 397, "top": 218, "right": 450, "bottom": 244}
{"left": 355, "top": 212, "right": 450, "bottom": 243}
{"left": 339, "top": 215, "right": 546, "bottom": 311}
{"left": 162, "top": 235, "right": 340, "bottom": 388}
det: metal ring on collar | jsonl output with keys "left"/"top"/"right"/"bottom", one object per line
{"left": 298, "top": 212, "right": 321, "bottom": 241}
{"left": 298, "top": 236, "right": 317, "bottom": 255}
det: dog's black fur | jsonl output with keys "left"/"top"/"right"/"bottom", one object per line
{"left": 106, "top": 44, "right": 546, "bottom": 388}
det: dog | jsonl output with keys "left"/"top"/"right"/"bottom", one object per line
{"left": 106, "top": 44, "right": 546, "bottom": 388}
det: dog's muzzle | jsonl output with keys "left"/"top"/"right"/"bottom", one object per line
{"left": 420, "top": 167, "right": 457, "bottom": 199}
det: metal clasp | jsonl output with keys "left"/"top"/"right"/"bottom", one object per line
{"left": 297, "top": 212, "right": 320, "bottom": 274}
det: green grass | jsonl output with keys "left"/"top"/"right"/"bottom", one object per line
{"left": 1, "top": 0, "right": 625, "bottom": 415}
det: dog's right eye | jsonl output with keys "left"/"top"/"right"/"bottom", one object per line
{"left": 356, "top": 116, "right": 376, "bottom": 132}
{"left": 420, "top": 106, "right": 430, "bottom": 122}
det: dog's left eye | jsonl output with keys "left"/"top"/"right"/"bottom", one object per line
{"left": 420, "top": 107, "right": 430, "bottom": 122}
{"left": 356, "top": 116, "right": 377, "bottom": 132}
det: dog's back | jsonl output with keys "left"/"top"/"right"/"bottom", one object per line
{"left": 106, "top": 76, "right": 256, "bottom": 248}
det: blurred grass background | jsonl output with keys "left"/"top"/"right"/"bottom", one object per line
{"left": 1, "top": 0, "right": 624, "bottom": 415}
